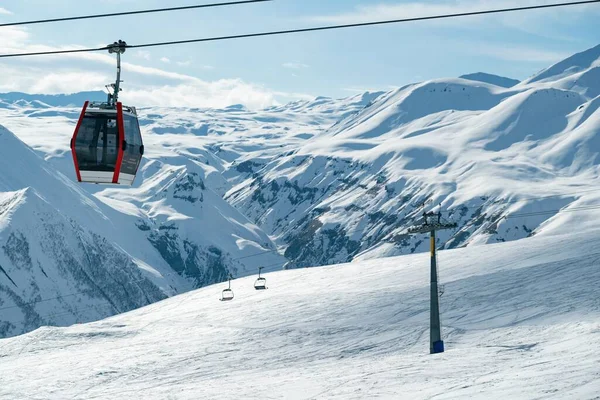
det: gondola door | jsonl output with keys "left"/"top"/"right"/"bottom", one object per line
{"left": 72, "top": 102, "right": 121, "bottom": 184}
{"left": 115, "top": 102, "right": 144, "bottom": 185}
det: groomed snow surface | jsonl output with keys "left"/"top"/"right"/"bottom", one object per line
{"left": 1, "top": 231, "right": 598, "bottom": 399}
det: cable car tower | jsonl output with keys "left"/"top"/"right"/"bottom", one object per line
{"left": 408, "top": 211, "right": 457, "bottom": 354}
{"left": 70, "top": 40, "right": 144, "bottom": 185}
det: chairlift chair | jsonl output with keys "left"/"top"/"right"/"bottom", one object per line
{"left": 220, "top": 275, "right": 234, "bottom": 301}
{"left": 254, "top": 267, "right": 267, "bottom": 290}
{"left": 220, "top": 288, "right": 234, "bottom": 301}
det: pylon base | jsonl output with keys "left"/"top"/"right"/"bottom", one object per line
{"left": 431, "top": 340, "right": 445, "bottom": 354}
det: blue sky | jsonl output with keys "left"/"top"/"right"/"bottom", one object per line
{"left": 0, "top": 0, "right": 599, "bottom": 108}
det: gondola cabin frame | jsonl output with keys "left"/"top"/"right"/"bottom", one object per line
{"left": 70, "top": 101, "right": 144, "bottom": 185}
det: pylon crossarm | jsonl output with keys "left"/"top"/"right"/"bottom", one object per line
{"left": 408, "top": 222, "right": 456, "bottom": 234}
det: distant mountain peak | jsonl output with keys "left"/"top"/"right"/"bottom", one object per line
{"left": 459, "top": 72, "right": 520, "bottom": 88}
{"left": 0, "top": 91, "right": 106, "bottom": 108}
{"left": 523, "top": 43, "right": 600, "bottom": 85}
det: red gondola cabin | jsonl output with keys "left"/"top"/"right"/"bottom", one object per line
{"left": 70, "top": 101, "right": 144, "bottom": 185}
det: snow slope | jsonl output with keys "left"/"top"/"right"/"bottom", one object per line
{"left": 0, "top": 231, "right": 598, "bottom": 399}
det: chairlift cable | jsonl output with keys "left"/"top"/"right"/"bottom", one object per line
{"left": 0, "top": 0, "right": 273, "bottom": 28}
{"left": 1, "top": 1, "right": 599, "bottom": 58}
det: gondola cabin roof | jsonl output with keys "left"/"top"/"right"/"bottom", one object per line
{"left": 85, "top": 101, "right": 138, "bottom": 116}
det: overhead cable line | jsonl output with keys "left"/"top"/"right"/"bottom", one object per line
{"left": 0, "top": 0, "right": 273, "bottom": 28}
{"left": 233, "top": 248, "right": 281, "bottom": 261}
{"left": 0, "top": 0, "right": 599, "bottom": 58}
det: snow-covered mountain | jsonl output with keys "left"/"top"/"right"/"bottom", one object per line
{"left": 521, "top": 44, "right": 600, "bottom": 89}
{"left": 0, "top": 230, "right": 598, "bottom": 399}
{"left": 1, "top": 44, "right": 600, "bottom": 337}
{"left": 0, "top": 125, "right": 177, "bottom": 337}
{"left": 225, "top": 46, "right": 600, "bottom": 266}
{"left": 0, "top": 123, "right": 283, "bottom": 337}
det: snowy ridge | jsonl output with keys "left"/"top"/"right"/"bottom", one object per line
{"left": 522, "top": 44, "right": 600, "bottom": 85}
{"left": 459, "top": 72, "right": 520, "bottom": 88}
{"left": 323, "top": 78, "right": 510, "bottom": 142}
{"left": 0, "top": 91, "right": 106, "bottom": 109}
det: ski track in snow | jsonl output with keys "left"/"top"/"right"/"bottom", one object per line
{"left": 0, "top": 232, "right": 599, "bottom": 399}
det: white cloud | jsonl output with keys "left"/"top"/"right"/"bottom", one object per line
{"left": 174, "top": 61, "right": 214, "bottom": 69}
{"left": 0, "top": 7, "right": 12, "bottom": 15}
{"left": 122, "top": 80, "right": 279, "bottom": 109}
{"left": 0, "top": 26, "right": 313, "bottom": 109}
{"left": 283, "top": 62, "right": 309, "bottom": 69}
{"left": 0, "top": 59, "right": 310, "bottom": 109}
{"left": 30, "top": 71, "right": 111, "bottom": 94}
{"left": 0, "top": 26, "right": 29, "bottom": 43}
{"left": 135, "top": 50, "right": 151, "bottom": 61}
{"left": 160, "top": 57, "right": 171, "bottom": 64}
